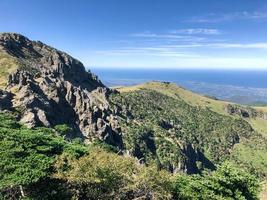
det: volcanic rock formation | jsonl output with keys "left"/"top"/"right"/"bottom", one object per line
{"left": 0, "top": 33, "right": 122, "bottom": 147}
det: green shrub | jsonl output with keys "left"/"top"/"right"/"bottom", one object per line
{"left": 55, "top": 147, "right": 174, "bottom": 199}
{"left": 54, "top": 124, "right": 72, "bottom": 136}
{"left": 0, "top": 112, "right": 86, "bottom": 199}
{"left": 174, "top": 162, "right": 260, "bottom": 200}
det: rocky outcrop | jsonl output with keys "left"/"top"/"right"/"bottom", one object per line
{"left": 0, "top": 89, "right": 13, "bottom": 110}
{"left": 0, "top": 33, "right": 122, "bottom": 148}
{"left": 225, "top": 104, "right": 267, "bottom": 120}
{"left": 257, "top": 111, "right": 267, "bottom": 120}
{"left": 225, "top": 104, "right": 257, "bottom": 118}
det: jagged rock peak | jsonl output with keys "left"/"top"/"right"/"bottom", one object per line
{"left": 0, "top": 32, "right": 31, "bottom": 43}
{"left": 0, "top": 32, "right": 104, "bottom": 90}
{"left": 0, "top": 33, "right": 122, "bottom": 148}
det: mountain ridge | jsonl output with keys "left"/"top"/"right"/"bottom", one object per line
{"left": 0, "top": 33, "right": 122, "bottom": 147}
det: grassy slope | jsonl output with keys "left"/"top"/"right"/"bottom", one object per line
{"left": 114, "top": 82, "right": 260, "bottom": 164}
{"left": 255, "top": 107, "right": 267, "bottom": 112}
{"left": 117, "top": 82, "right": 229, "bottom": 115}
{"left": 260, "top": 181, "right": 267, "bottom": 200}
{"left": 117, "top": 82, "right": 267, "bottom": 198}
{"left": 251, "top": 106, "right": 267, "bottom": 136}
{"left": 117, "top": 82, "right": 267, "bottom": 136}
{"left": 0, "top": 50, "right": 19, "bottom": 89}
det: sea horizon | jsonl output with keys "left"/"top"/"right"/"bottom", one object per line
{"left": 91, "top": 68, "right": 267, "bottom": 105}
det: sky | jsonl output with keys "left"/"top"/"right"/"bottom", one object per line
{"left": 0, "top": 0, "right": 267, "bottom": 70}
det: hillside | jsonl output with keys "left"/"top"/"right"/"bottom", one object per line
{"left": 112, "top": 82, "right": 267, "bottom": 177}
{"left": 0, "top": 112, "right": 260, "bottom": 199}
{"left": 0, "top": 33, "right": 266, "bottom": 199}
{"left": 116, "top": 82, "right": 267, "bottom": 136}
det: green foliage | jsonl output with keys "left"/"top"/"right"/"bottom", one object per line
{"left": 109, "top": 89, "right": 257, "bottom": 173}
{"left": 0, "top": 109, "right": 262, "bottom": 199}
{"left": 230, "top": 135, "right": 267, "bottom": 178}
{"left": 0, "top": 112, "right": 87, "bottom": 199}
{"left": 54, "top": 151, "right": 260, "bottom": 200}
{"left": 54, "top": 124, "right": 72, "bottom": 136}
{"left": 174, "top": 162, "right": 260, "bottom": 200}
{"left": 91, "top": 139, "right": 119, "bottom": 153}
{"left": 55, "top": 147, "right": 174, "bottom": 199}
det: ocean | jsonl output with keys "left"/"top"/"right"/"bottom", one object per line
{"left": 91, "top": 68, "right": 267, "bottom": 105}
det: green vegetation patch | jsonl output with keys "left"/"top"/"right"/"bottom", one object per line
{"left": 0, "top": 112, "right": 261, "bottom": 199}
{"left": 0, "top": 112, "right": 87, "bottom": 199}
{"left": 110, "top": 88, "right": 257, "bottom": 174}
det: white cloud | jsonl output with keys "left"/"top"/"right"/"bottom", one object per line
{"left": 172, "top": 57, "right": 267, "bottom": 70}
{"left": 84, "top": 54, "right": 267, "bottom": 70}
{"left": 77, "top": 26, "right": 267, "bottom": 70}
{"left": 209, "top": 43, "right": 267, "bottom": 49}
{"left": 76, "top": 44, "right": 267, "bottom": 69}
{"left": 93, "top": 47, "right": 197, "bottom": 58}
{"left": 171, "top": 28, "right": 221, "bottom": 35}
{"left": 131, "top": 32, "right": 206, "bottom": 41}
{"left": 132, "top": 32, "right": 188, "bottom": 39}
{"left": 186, "top": 11, "right": 267, "bottom": 23}
{"left": 163, "top": 42, "right": 267, "bottom": 50}
{"left": 85, "top": 41, "right": 267, "bottom": 65}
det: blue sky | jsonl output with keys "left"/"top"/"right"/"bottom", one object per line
{"left": 0, "top": 0, "right": 267, "bottom": 69}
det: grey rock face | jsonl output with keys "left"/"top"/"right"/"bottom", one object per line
{"left": 0, "top": 89, "right": 13, "bottom": 110}
{"left": 225, "top": 104, "right": 254, "bottom": 118}
{"left": 0, "top": 33, "right": 122, "bottom": 148}
{"left": 225, "top": 103, "right": 267, "bottom": 120}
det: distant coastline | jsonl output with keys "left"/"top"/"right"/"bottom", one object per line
{"left": 91, "top": 68, "right": 267, "bottom": 105}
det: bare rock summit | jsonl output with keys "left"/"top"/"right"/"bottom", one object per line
{"left": 0, "top": 33, "right": 122, "bottom": 148}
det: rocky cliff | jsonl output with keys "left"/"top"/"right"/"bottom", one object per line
{"left": 0, "top": 33, "right": 122, "bottom": 147}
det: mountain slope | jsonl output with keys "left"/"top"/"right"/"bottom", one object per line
{"left": 0, "top": 112, "right": 259, "bottom": 200}
{"left": 112, "top": 82, "right": 267, "bottom": 176}
{"left": 116, "top": 82, "right": 267, "bottom": 136}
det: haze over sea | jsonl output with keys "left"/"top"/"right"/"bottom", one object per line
{"left": 91, "top": 68, "right": 267, "bottom": 105}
